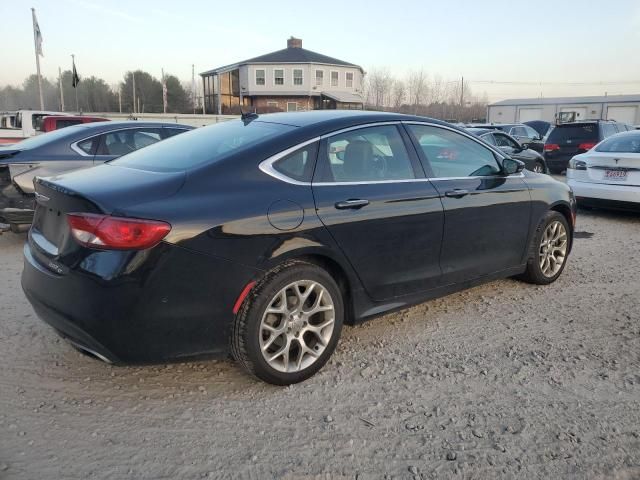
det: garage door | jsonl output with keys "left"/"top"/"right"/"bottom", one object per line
{"left": 607, "top": 106, "right": 637, "bottom": 124}
{"left": 518, "top": 108, "right": 543, "bottom": 122}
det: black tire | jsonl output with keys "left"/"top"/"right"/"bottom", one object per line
{"left": 518, "top": 211, "right": 571, "bottom": 285}
{"left": 231, "top": 260, "right": 344, "bottom": 385}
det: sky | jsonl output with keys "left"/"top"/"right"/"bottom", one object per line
{"left": 1, "top": 0, "right": 639, "bottom": 102}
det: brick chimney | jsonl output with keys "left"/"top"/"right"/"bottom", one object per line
{"left": 287, "top": 37, "right": 302, "bottom": 49}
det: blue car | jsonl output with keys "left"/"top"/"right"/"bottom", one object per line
{"left": 0, "top": 121, "right": 193, "bottom": 231}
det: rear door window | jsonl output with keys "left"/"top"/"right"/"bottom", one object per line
{"left": 317, "top": 125, "right": 417, "bottom": 182}
{"left": 97, "top": 128, "right": 163, "bottom": 156}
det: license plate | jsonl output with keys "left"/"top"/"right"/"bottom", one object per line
{"left": 604, "top": 169, "right": 627, "bottom": 181}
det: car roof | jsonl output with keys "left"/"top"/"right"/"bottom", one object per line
{"left": 250, "top": 110, "right": 455, "bottom": 137}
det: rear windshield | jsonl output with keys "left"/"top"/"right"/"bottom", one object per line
{"left": 547, "top": 124, "right": 598, "bottom": 142}
{"left": 595, "top": 133, "right": 640, "bottom": 153}
{"left": 110, "top": 120, "right": 296, "bottom": 172}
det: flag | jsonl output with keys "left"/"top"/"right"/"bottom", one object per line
{"left": 72, "top": 58, "right": 80, "bottom": 88}
{"left": 32, "top": 9, "right": 43, "bottom": 57}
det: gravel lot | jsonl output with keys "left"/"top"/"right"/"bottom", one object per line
{"left": 1, "top": 201, "right": 639, "bottom": 479}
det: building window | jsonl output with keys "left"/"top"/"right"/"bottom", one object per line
{"left": 287, "top": 102, "right": 297, "bottom": 112}
{"left": 293, "top": 69, "right": 303, "bottom": 86}
{"left": 274, "top": 69, "right": 284, "bottom": 86}
{"left": 315, "top": 70, "right": 323, "bottom": 86}
{"left": 346, "top": 72, "right": 354, "bottom": 88}
{"left": 331, "top": 71, "right": 339, "bottom": 87}
{"left": 267, "top": 101, "right": 278, "bottom": 107}
{"left": 255, "top": 69, "right": 265, "bottom": 86}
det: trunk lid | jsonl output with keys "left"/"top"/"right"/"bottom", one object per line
{"left": 585, "top": 152, "right": 640, "bottom": 186}
{"left": 30, "top": 164, "right": 186, "bottom": 262}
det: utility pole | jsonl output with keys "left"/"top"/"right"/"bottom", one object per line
{"left": 162, "top": 68, "right": 167, "bottom": 114}
{"left": 460, "top": 76, "right": 464, "bottom": 107}
{"left": 58, "top": 67, "right": 65, "bottom": 111}
{"left": 118, "top": 87, "right": 122, "bottom": 113}
{"left": 132, "top": 72, "right": 136, "bottom": 114}
{"left": 192, "top": 64, "right": 196, "bottom": 114}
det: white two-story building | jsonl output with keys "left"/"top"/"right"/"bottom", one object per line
{"left": 201, "top": 37, "right": 365, "bottom": 114}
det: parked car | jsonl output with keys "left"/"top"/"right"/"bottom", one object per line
{"left": 567, "top": 130, "right": 640, "bottom": 210}
{"left": 22, "top": 111, "right": 576, "bottom": 385}
{"left": 468, "top": 127, "right": 548, "bottom": 173}
{"left": 40, "top": 115, "right": 109, "bottom": 132}
{"left": 469, "top": 123, "right": 544, "bottom": 153}
{"left": 544, "top": 120, "right": 630, "bottom": 173}
{"left": 0, "top": 121, "right": 192, "bottom": 232}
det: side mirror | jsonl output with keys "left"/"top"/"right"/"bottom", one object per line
{"left": 503, "top": 157, "right": 525, "bottom": 175}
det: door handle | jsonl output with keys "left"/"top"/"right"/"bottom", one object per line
{"left": 444, "top": 189, "right": 469, "bottom": 198}
{"left": 334, "top": 199, "right": 370, "bottom": 209}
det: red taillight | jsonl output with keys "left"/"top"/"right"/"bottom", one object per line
{"left": 578, "top": 142, "right": 596, "bottom": 151}
{"left": 544, "top": 143, "right": 560, "bottom": 152}
{"left": 67, "top": 213, "right": 171, "bottom": 250}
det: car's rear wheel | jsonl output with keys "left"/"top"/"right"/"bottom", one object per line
{"left": 231, "top": 260, "right": 343, "bottom": 385}
{"left": 518, "top": 211, "right": 570, "bottom": 285}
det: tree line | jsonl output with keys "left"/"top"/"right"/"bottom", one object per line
{"left": 0, "top": 70, "right": 195, "bottom": 114}
{"left": 363, "top": 68, "right": 488, "bottom": 122}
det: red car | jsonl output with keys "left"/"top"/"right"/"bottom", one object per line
{"left": 39, "top": 115, "right": 108, "bottom": 132}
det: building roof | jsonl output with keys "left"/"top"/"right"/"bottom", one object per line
{"left": 321, "top": 91, "right": 363, "bottom": 103}
{"left": 489, "top": 94, "right": 640, "bottom": 107}
{"left": 201, "top": 41, "right": 363, "bottom": 76}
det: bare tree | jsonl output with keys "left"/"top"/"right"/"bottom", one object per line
{"left": 406, "top": 69, "right": 428, "bottom": 114}
{"left": 391, "top": 79, "right": 406, "bottom": 111}
{"left": 367, "top": 67, "right": 393, "bottom": 109}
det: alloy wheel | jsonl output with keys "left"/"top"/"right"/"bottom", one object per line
{"left": 533, "top": 163, "right": 544, "bottom": 173}
{"left": 259, "top": 280, "right": 335, "bottom": 373}
{"left": 539, "top": 220, "right": 568, "bottom": 277}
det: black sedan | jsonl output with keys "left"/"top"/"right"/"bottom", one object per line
{"left": 0, "top": 121, "right": 192, "bottom": 232}
{"left": 468, "top": 127, "right": 548, "bottom": 173}
{"left": 22, "top": 111, "right": 575, "bottom": 385}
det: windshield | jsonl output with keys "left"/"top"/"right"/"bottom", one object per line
{"left": 111, "top": 120, "right": 297, "bottom": 172}
{"left": 595, "top": 133, "right": 640, "bottom": 153}
{"left": 1, "top": 125, "right": 87, "bottom": 150}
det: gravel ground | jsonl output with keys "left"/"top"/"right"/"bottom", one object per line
{"left": 1, "top": 204, "right": 639, "bottom": 479}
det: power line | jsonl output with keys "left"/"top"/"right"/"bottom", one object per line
{"left": 469, "top": 79, "right": 640, "bottom": 86}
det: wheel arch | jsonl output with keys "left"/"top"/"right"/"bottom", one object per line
{"left": 549, "top": 201, "right": 574, "bottom": 252}
{"left": 259, "top": 247, "right": 358, "bottom": 325}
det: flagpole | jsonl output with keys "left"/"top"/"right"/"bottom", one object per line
{"left": 31, "top": 8, "right": 44, "bottom": 110}
{"left": 132, "top": 72, "right": 136, "bottom": 114}
{"left": 162, "top": 68, "right": 167, "bottom": 114}
{"left": 58, "top": 67, "right": 65, "bottom": 111}
{"left": 71, "top": 54, "right": 79, "bottom": 112}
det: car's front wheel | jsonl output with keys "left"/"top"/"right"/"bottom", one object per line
{"left": 532, "top": 161, "right": 545, "bottom": 173}
{"left": 231, "top": 260, "right": 343, "bottom": 385}
{"left": 518, "top": 211, "right": 570, "bottom": 285}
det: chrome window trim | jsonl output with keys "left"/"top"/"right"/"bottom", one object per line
{"left": 258, "top": 121, "right": 524, "bottom": 186}
{"left": 258, "top": 137, "right": 321, "bottom": 186}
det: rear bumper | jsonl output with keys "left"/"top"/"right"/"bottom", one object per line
{"left": 22, "top": 239, "right": 264, "bottom": 364}
{"left": 567, "top": 178, "right": 640, "bottom": 204}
